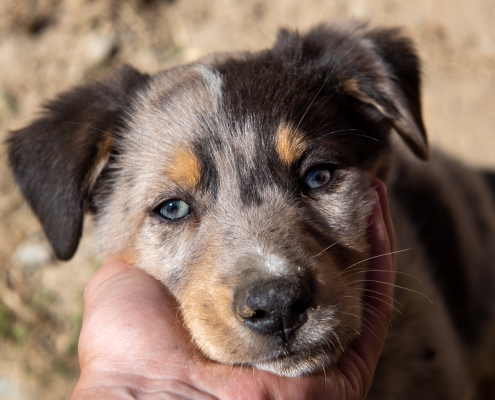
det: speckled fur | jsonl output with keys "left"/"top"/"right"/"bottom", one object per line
{"left": 7, "top": 21, "right": 495, "bottom": 398}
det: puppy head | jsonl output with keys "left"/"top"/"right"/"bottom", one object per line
{"left": 7, "top": 22, "right": 426, "bottom": 375}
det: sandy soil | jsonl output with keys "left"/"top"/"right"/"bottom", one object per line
{"left": 0, "top": 0, "right": 494, "bottom": 398}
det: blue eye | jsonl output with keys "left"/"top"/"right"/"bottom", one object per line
{"left": 158, "top": 199, "right": 190, "bottom": 220}
{"left": 303, "top": 166, "right": 332, "bottom": 189}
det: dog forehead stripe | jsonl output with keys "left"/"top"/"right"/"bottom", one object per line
{"left": 276, "top": 124, "right": 307, "bottom": 165}
{"left": 167, "top": 148, "right": 201, "bottom": 189}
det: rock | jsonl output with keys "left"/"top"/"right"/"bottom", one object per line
{"left": 81, "top": 33, "right": 116, "bottom": 66}
{"left": 14, "top": 238, "right": 53, "bottom": 269}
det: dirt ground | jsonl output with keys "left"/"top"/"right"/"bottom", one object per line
{"left": 0, "top": 0, "right": 494, "bottom": 398}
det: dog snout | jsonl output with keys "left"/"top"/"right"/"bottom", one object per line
{"left": 235, "top": 277, "right": 312, "bottom": 342}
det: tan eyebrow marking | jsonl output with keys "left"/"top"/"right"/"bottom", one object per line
{"left": 276, "top": 123, "right": 307, "bottom": 165}
{"left": 167, "top": 147, "right": 201, "bottom": 189}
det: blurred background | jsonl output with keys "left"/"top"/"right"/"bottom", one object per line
{"left": 0, "top": 0, "right": 494, "bottom": 398}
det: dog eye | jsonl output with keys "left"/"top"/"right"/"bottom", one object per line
{"left": 157, "top": 199, "right": 190, "bottom": 220}
{"left": 303, "top": 166, "right": 332, "bottom": 190}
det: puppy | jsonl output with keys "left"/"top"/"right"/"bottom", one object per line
{"left": 7, "top": 22, "right": 495, "bottom": 398}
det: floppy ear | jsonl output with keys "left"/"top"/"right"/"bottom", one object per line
{"left": 305, "top": 23, "right": 428, "bottom": 160}
{"left": 7, "top": 65, "right": 149, "bottom": 260}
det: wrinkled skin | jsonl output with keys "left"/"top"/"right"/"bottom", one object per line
{"left": 71, "top": 180, "right": 396, "bottom": 400}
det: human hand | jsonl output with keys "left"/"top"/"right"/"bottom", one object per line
{"left": 72, "top": 180, "right": 396, "bottom": 400}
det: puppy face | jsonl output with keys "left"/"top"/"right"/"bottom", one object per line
{"left": 98, "top": 65, "right": 379, "bottom": 374}
{"left": 7, "top": 22, "right": 427, "bottom": 376}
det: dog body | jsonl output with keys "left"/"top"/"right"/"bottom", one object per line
{"left": 372, "top": 144, "right": 495, "bottom": 399}
{"left": 7, "top": 22, "right": 495, "bottom": 398}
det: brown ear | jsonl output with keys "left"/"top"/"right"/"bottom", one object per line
{"left": 339, "top": 26, "right": 428, "bottom": 160}
{"left": 7, "top": 65, "right": 149, "bottom": 260}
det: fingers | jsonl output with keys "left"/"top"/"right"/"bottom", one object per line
{"left": 73, "top": 376, "right": 220, "bottom": 400}
{"left": 337, "top": 179, "right": 396, "bottom": 396}
{"left": 364, "top": 180, "right": 396, "bottom": 338}
{"left": 371, "top": 178, "right": 397, "bottom": 257}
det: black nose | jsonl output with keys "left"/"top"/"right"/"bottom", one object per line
{"left": 235, "top": 278, "right": 312, "bottom": 342}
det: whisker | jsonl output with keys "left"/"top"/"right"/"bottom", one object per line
{"left": 320, "top": 127, "right": 365, "bottom": 138}
{"left": 343, "top": 325, "right": 362, "bottom": 337}
{"left": 322, "top": 336, "right": 335, "bottom": 353}
{"left": 312, "top": 122, "right": 335, "bottom": 135}
{"left": 343, "top": 294, "right": 402, "bottom": 317}
{"left": 345, "top": 301, "right": 380, "bottom": 321}
{"left": 328, "top": 132, "right": 392, "bottom": 161}
{"left": 347, "top": 287, "right": 404, "bottom": 309}
{"left": 348, "top": 279, "right": 433, "bottom": 303}
{"left": 343, "top": 289, "right": 404, "bottom": 317}
{"left": 309, "top": 241, "right": 340, "bottom": 260}
{"left": 342, "top": 268, "right": 428, "bottom": 293}
{"left": 339, "top": 248, "right": 416, "bottom": 276}
{"left": 341, "top": 311, "right": 380, "bottom": 340}
{"left": 296, "top": 46, "right": 355, "bottom": 130}
{"left": 362, "top": 294, "right": 404, "bottom": 316}
{"left": 339, "top": 311, "right": 361, "bottom": 320}
{"left": 346, "top": 303, "right": 390, "bottom": 331}
{"left": 332, "top": 331, "right": 345, "bottom": 354}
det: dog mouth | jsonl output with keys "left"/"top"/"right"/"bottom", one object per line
{"left": 242, "top": 308, "right": 309, "bottom": 343}
{"left": 183, "top": 288, "right": 360, "bottom": 376}
{"left": 181, "top": 252, "right": 365, "bottom": 376}
{"left": 244, "top": 318, "right": 347, "bottom": 377}
{"left": 230, "top": 276, "right": 357, "bottom": 376}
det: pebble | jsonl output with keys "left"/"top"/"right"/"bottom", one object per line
{"left": 14, "top": 239, "right": 53, "bottom": 269}
{"left": 81, "top": 33, "right": 115, "bottom": 65}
